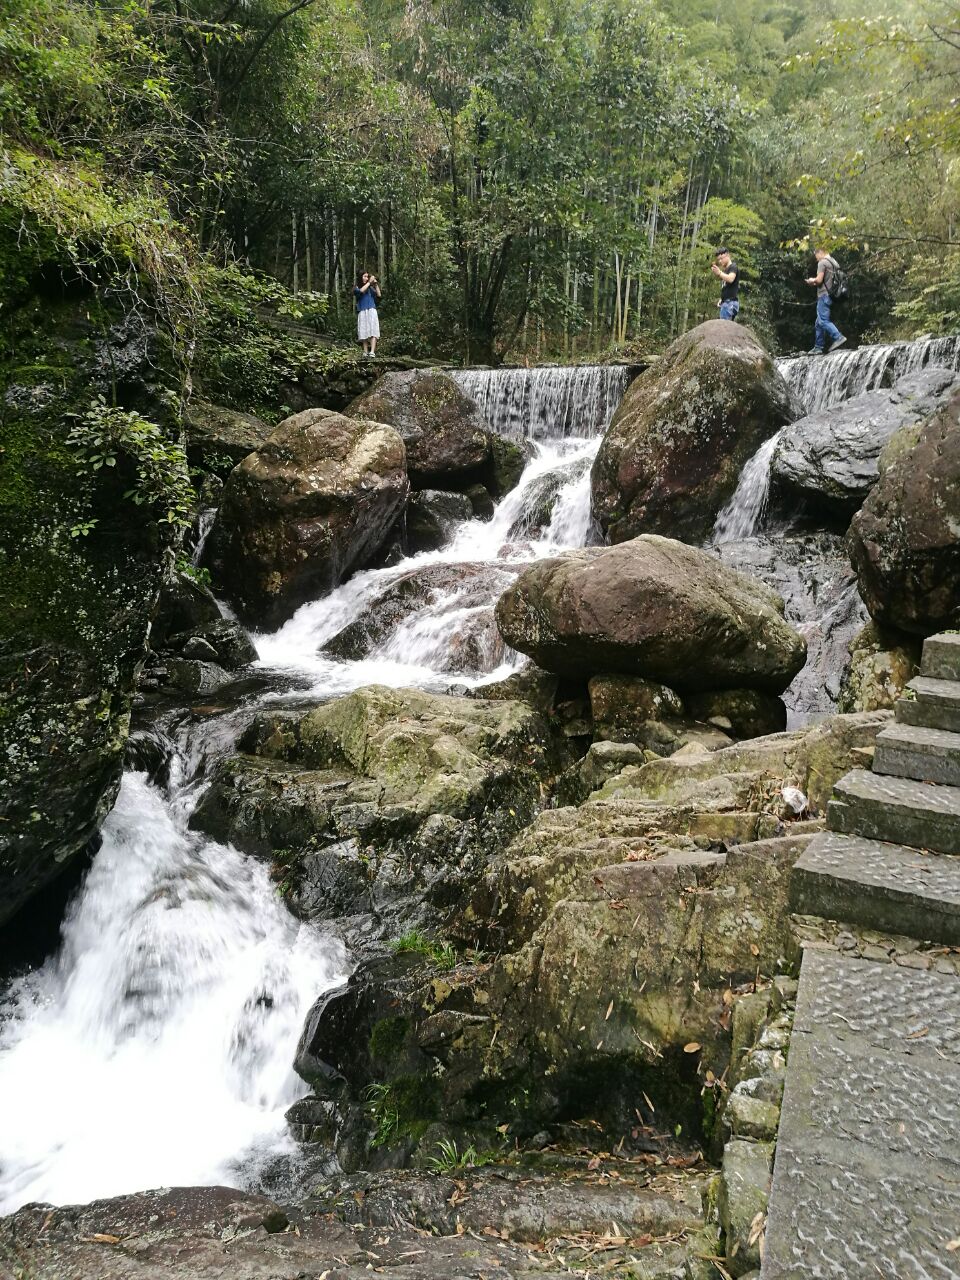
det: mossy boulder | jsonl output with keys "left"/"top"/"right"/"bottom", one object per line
{"left": 847, "top": 387, "right": 960, "bottom": 635}
{"left": 348, "top": 369, "right": 522, "bottom": 495}
{"left": 495, "top": 536, "right": 807, "bottom": 693}
{"left": 406, "top": 490, "right": 473, "bottom": 553}
{"left": 205, "top": 408, "right": 408, "bottom": 627}
{"left": 183, "top": 399, "right": 272, "bottom": 473}
{"left": 838, "top": 622, "right": 921, "bottom": 713}
{"left": 0, "top": 293, "right": 180, "bottom": 928}
{"left": 191, "top": 685, "right": 574, "bottom": 931}
{"left": 591, "top": 321, "right": 797, "bottom": 543}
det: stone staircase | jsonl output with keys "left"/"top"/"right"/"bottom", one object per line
{"left": 762, "top": 632, "right": 960, "bottom": 1279}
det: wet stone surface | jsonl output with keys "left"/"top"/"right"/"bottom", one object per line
{"left": 763, "top": 948, "right": 960, "bottom": 1279}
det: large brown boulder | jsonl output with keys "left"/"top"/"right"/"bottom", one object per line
{"left": 205, "top": 408, "right": 408, "bottom": 627}
{"left": 591, "top": 321, "right": 797, "bottom": 543}
{"left": 494, "top": 535, "right": 807, "bottom": 692}
{"left": 847, "top": 389, "right": 960, "bottom": 635}
{"left": 348, "top": 369, "right": 520, "bottom": 493}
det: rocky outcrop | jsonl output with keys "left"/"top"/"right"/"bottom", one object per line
{"left": 838, "top": 622, "right": 921, "bottom": 713}
{"left": 348, "top": 369, "right": 523, "bottom": 494}
{"left": 771, "top": 368, "right": 958, "bottom": 518}
{"left": 0, "top": 297, "right": 180, "bottom": 929}
{"left": 140, "top": 568, "right": 257, "bottom": 696}
{"left": 495, "top": 536, "right": 807, "bottom": 692}
{"left": 205, "top": 408, "right": 408, "bottom": 627}
{"left": 183, "top": 399, "right": 273, "bottom": 473}
{"left": 290, "top": 712, "right": 887, "bottom": 1172}
{"left": 0, "top": 1170, "right": 710, "bottom": 1278}
{"left": 591, "top": 321, "right": 797, "bottom": 543}
{"left": 847, "top": 388, "right": 960, "bottom": 635}
{"left": 191, "top": 685, "right": 573, "bottom": 932}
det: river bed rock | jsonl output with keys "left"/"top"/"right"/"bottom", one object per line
{"left": 770, "top": 367, "right": 958, "bottom": 519}
{"left": 495, "top": 536, "right": 806, "bottom": 692}
{"left": 847, "top": 386, "right": 960, "bottom": 635}
{"left": 591, "top": 321, "right": 797, "bottom": 543}
{"left": 0, "top": 1169, "right": 710, "bottom": 1279}
{"left": 205, "top": 408, "right": 408, "bottom": 627}
{"left": 183, "top": 399, "right": 273, "bottom": 473}
{"left": 837, "top": 621, "right": 921, "bottom": 712}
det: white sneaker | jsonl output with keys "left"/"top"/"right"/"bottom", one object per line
{"left": 828, "top": 336, "right": 847, "bottom": 353}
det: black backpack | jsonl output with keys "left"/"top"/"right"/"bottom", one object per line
{"left": 827, "top": 258, "right": 849, "bottom": 301}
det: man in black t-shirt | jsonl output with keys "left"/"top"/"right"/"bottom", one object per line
{"left": 711, "top": 247, "right": 740, "bottom": 321}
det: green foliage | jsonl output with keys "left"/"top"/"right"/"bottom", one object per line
{"left": 424, "top": 1139, "right": 496, "bottom": 1173}
{"left": 174, "top": 555, "right": 212, "bottom": 587}
{"left": 390, "top": 929, "right": 458, "bottom": 971}
{"left": 67, "top": 397, "right": 193, "bottom": 529}
{"left": 363, "top": 1083, "right": 402, "bottom": 1149}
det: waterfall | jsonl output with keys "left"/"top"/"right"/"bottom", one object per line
{"left": 0, "top": 769, "right": 349, "bottom": 1212}
{"left": 713, "top": 430, "right": 784, "bottom": 544}
{"left": 778, "top": 333, "right": 960, "bottom": 414}
{"left": 451, "top": 365, "right": 630, "bottom": 440}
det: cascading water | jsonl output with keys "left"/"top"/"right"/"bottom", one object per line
{"left": 0, "top": 763, "right": 349, "bottom": 1212}
{"left": 0, "top": 364, "right": 620, "bottom": 1216}
{"left": 451, "top": 365, "right": 630, "bottom": 440}
{"left": 778, "top": 333, "right": 960, "bottom": 414}
{"left": 713, "top": 429, "right": 785, "bottom": 544}
{"left": 715, "top": 333, "right": 960, "bottom": 544}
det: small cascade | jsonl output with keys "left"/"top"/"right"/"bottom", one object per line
{"left": 451, "top": 365, "right": 630, "bottom": 440}
{"left": 777, "top": 333, "right": 960, "bottom": 413}
{"left": 0, "top": 769, "right": 348, "bottom": 1212}
{"left": 713, "top": 430, "right": 784, "bottom": 544}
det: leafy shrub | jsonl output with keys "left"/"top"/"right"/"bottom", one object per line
{"left": 67, "top": 397, "right": 193, "bottom": 528}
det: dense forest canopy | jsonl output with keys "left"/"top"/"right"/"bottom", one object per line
{"left": 3, "top": 0, "right": 960, "bottom": 363}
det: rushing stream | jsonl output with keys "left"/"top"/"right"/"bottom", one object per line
{"left": 0, "top": 343, "right": 953, "bottom": 1213}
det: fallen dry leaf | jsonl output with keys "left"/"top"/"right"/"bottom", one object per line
{"left": 683, "top": 1041, "right": 702, "bottom": 1054}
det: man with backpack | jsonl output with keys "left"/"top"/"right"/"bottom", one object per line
{"left": 805, "top": 248, "right": 847, "bottom": 354}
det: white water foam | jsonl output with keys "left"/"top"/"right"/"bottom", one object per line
{"left": 778, "top": 333, "right": 960, "bottom": 414}
{"left": 0, "top": 773, "right": 348, "bottom": 1212}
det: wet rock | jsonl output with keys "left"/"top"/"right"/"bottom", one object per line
{"left": 495, "top": 536, "right": 807, "bottom": 693}
{"left": 205, "top": 408, "right": 409, "bottom": 627}
{"left": 406, "top": 489, "right": 473, "bottom": 553}
{"left": 771, "top": 368, "right": 958, "bottom": 518}
{"left": 348, "top": 369, "right": 494, "bottom": 490}
{"left": 183, "top": 399, "right": 273, "bottom": 472}
{"left": 847, "top": 387, "right": 960, "bottom": 635}
{"left": 488, "top": 435, "right": 528, "bottom": 498}
{"left": 684, "top": 689, "right": 787, "bottom": 740}
{"left": 191, "top": 686, "right": 573, "bottom": 929}
{"left": 714, "top": 532, "right": 868, "bottom": 721}
{"left": 151, "top": 570, "right": 221, "bottom": 645}
{"left": 591, "top": 321, "right": 797, "bottom": 543}
{"left": 166, "top": 658, "right": 234, "bottom": 695}
{"left": 465, "top": 482, "right": 495, "bottom": 520}
{"left": 838, "top": 621, "right": 921, "bottom": 712}
{"left": 467, "top": 666, "right": 560, "bottom": 712}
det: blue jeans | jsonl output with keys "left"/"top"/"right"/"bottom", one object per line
{"left": 719, "top": 300, "right": 740, "bottom": 321}
{"left": 815, "top": 295, "right": 843, "bottom": 350}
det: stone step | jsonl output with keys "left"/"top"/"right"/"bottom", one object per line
{"left": 762, "top": 949, "right": 960, "bottom": 1278}
{"left": 896, "top": 676, "right": 960, "bottom": 733}
{"left": 873, "top": 722, "right": 960, "bottom": 787}
{"left": 828, "top": 768, "right": 960, "bottom": 855}
{"left": 922, "top": 632, "right": 960, "bottom": 682}
{"left": 791, "top": 831, "right": 960, "bottom": 944}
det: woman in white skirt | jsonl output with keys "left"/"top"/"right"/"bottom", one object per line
{"left": 354, "top": 270, "right": 381, "bottom": 356}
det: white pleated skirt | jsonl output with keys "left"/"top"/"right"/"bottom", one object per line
{"left": 358, "top": 308, "right": 380, "bottom": 340}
